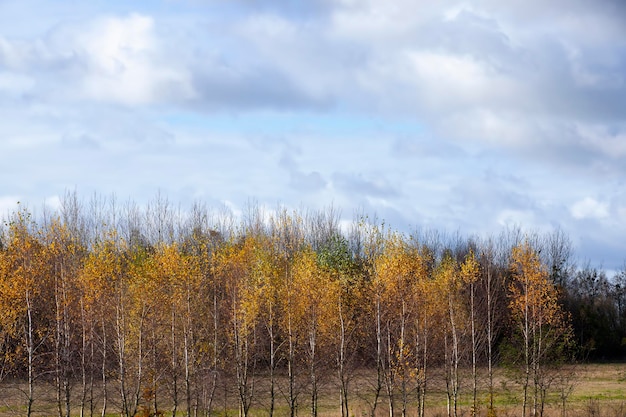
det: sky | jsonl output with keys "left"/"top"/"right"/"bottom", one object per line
{"left": 1, "top": 0, "right": 625, "bottom": 271}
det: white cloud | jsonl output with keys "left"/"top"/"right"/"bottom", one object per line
{"left": 78, "top": 14, "right": 193, "bottom": 105}
{"left": 407, "top": 51, "right": 519, "bottom": 112}
{"left": 576, "top": 123, "right": 626, "bottom": 159}
{"left": 570, "top": 197, "right": 609, "bottom": 220}
{"left": 0, "top": 13, "right": 195, "bottom": 106}
{"left": 1, "top": 0, "right": 626, "bottom": 269}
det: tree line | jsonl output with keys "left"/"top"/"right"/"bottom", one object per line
{"left": 0, "top": 193, "right": 624, "bottom": 417}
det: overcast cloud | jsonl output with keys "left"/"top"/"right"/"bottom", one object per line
{"left": 1, "top": 0, "right": 625, "bottom": 270}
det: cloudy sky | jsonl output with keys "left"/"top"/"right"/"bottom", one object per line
{"left": 1, "top": 0, "right": 625, "bottom": 269}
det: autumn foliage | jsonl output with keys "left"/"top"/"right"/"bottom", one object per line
{"left": 0, "top": 196, "right": 612, "bottom": 417}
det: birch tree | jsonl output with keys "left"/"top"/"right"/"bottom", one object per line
{"left": 509, "top": 242, "right": 573, "bottom": 417}
{"left": 79, "top": 229, "right": 122, "bottom": 417}
{"left": 374, "top": 233, "right": 428, "bottom": 417}
{"left": 214, "top": 236, "right": 259, "bottom": 417}
{"left": 317, "top": 233, "right": 363, "bottom": 417}
{"left": 291, "top": 246, "right": 339, "bottom": 417}
{"left": 1, "top": 207, "right": 49, "bottom": 417}
{"left": 43, "top": 217, "right": 85, "bottom": 417}
{"left": 435, "top": 252, "right": 464, "bottom": 417}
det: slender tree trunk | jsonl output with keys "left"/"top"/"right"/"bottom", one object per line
{"left": 470, "top": 281, "right": 477, "bottom": 417}
{"left": 445, "top": 334, "right": 451, "bottom": 417}
{"left": 522, "top": 276, "right": 530, "bottom": 417}
{"left": 56, "top": 273, "right": 64, "bottom": 417}
{"left": 101, "top": 316, "right": 108, "bottom": 417}
{"left": 448, "top": 294, "right": 460, "bottom": 417}
{"left": 116, "top": 294, "right": 129, "bottom": 417}
{"left": 26, "top": 290, "right": 35, "bottom": 417}
{"left": 309, "top": 321, "right": 317, "bottom": 417}
{"left": 80, "top": 302, "right": 88, "bottom": 417}
{"left": 205, "top": 288, "right": 219, "bottom": 417}
{"left": 310, "top": 340, "right": 317, "bottom": 417}
{"left": 151, "top": 326, "right": 159, "bottom": 416}
{"left": 234, "top": 293, "right": 254, "bottom": 417}
{"left": 185, "top": 284, "right": 194, "bottom": 417}
{"left": 85, "top": 314, "right": 96, "bottom": 417}
{"left": 385, "top": 322, "right": 394, "bottom": 417}
{"left": 399, "top": 302, "right": 407, "bottom": 417}
{"left": 234, "top": 303, "right": 244, "bottom": 417}
{"left": 133, "top": 310, "right": 145, "bottom": 417}
{"left": 370, "top": 296, "right": 383, "bottom": 417}
{"left": 184, "top": 326, "right": 192, "bottom": 417}
{"left": 338, "top": 301, "right": 349, "bottom": 417}
{"left": 288, "top": 317, "right": 296, "bottom": 417}
{"left": 486, "top": 264, "right": 495, "bottom": 415}
{"left": 62, "top": 273, "right": 72, "bottom": 417}
{"left": 415, "top": 327, "right": 424, "bottom": 417}
{"left": 267, "top": 303, "right": 277, "bottom": 417}
{"left": 532, "top": 303, "right": 539, "bottom": 417}
{"left": 172, "top": 309, "right": 179, "bottom": 417}
{"left": 89, "top": 319, "right": 95, "bottom": 417}
{"left": 287, "top": 296, "right": 297, "bottom": 417}
{"left": 418, "top": 322, "right": 428, "bottom": 417}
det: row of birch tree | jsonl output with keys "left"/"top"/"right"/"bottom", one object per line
{"left": 0, "top": 194, "right": 582, "bottom": 417}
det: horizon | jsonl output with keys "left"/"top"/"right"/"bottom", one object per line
{"left": 1, "top": 190, "right": 621, "bottom": 278}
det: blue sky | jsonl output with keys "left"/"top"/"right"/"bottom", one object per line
{"left": 1, "top": 0, "right": 626, "bottom": 270}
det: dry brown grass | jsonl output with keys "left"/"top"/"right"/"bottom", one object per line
{"left": 0, "top": 363, "right": 625, "bottom": 417}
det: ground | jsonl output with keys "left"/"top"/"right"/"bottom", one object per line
{"left": 0, "top": 363, "right": 625, "bottom": 417}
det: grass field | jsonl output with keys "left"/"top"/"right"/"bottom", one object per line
{"left": 0, "top": 363, "right": 625, "bottom": 417}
